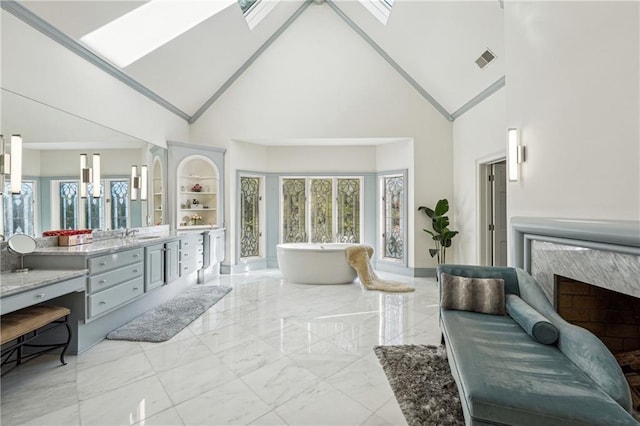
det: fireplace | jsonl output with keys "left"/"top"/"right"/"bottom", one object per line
{"left": 511, "top": 217, "right": 640, "bottom": 414}
{"left": 556, "top": 275, "right": 640, "bottom": 353}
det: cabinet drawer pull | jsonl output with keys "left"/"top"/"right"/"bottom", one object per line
{"left": 99, "top": 301, "right": 107, "bottom": 305}
{"left": 100, "top": 261, "right": 107, "bottom": 266}
{"left": 133, "top": 287, "right": 139, "bottom": 291}
{"left": 184, "top": 266, "right": 188, "bottom": 270}
{"left": 35, "top": 293, "right": 45, "bottom": 298}
{"left": 99, "top": 279, "right": 107, "bottom": 284}
{"left": 184, "top": 253, "right": 189, "bottom": 257}
{"left": 133, "top": 269, "right": 140, "bottom": 273}
{"left": 133, "top": 254, "right": 140, "bottom": 258}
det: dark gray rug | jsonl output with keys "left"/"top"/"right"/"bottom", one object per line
{"left": 374, "top": 345, "right": 464, "bottom": 426}
{"left": 107, "top": 285, "right": 232, "bottom": 342}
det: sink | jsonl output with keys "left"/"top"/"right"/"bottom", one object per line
{"left": 136, "top": 235, "right": 162, "bottom": 240}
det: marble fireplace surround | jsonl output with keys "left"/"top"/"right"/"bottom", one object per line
{"left": 511, "top": 217, "right": 640, "bottom": 304}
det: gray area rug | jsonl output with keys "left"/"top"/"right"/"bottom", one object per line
{"left": 107, "top": 285, "right": 232, "bottom": 342}
{"left": 374, "top": 345, "right": 464, "bottom": 426}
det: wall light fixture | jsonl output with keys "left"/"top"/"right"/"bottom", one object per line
{"left": 80, "top": 153, "right": 101, "bottom": 198}
{"left": 131, "top": 165, "right": 148, "bottom": 201}
{"left": 508, "top": 128, "right": 525, "bottom": 182}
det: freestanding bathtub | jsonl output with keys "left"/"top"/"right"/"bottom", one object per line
{"left": 276, "top": 243, "right": 358, "bottom": 284}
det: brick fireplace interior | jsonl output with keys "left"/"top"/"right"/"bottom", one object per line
{"left": 555, "top": 275, "right": 640, "bottom": 410}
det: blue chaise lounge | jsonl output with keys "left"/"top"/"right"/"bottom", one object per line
{"left": 437, "top": 264, "right": 638, "bottom": 425}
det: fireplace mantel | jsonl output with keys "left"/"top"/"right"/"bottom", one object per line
{"left": 511, "top": 217, "right": 640, "bottom": 301}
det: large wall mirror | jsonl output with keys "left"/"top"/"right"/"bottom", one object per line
{"left": 1, "top": 90, "right": 168, "bottom": 238}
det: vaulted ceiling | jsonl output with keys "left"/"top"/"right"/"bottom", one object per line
{"left": 4, "top": 0, "right": 504, "bottom": 125}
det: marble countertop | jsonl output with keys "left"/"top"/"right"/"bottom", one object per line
{"left": 0, "top": 269, "right": 87, "bottom": 298}
{"left": 28, "top": 229, "right": 218, "bottom": 256}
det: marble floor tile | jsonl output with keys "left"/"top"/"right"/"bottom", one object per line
{"left": 275, "top": 380, "right": 373, "bottom": 425}
{"left": 143, "top": 335, "right": 215, "bottom": 373}
{"left": 326, "top": 352, "right": 395, "bottom": 412}
{"left": 17, "top": 401, "right": 80, "bottom": 426}
{"left": 76, "top": 351, "right": 155, "bottom": 401}
{"left": 158, "top": 354, "right": 237, "bottom": 404}
{"left": 175, "top": 378, "right": 271, "bottom": 425}
{"left": 79, "top": 376, "right": 173, "bottom": 425}
{"left": 0, "top": 271, "right": 437, "bottom": 426}
{"left": 240, "top": 357, "right": 321, "bottom": 407}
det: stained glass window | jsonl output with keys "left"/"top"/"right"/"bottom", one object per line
{"left": 383, "top": 175, "right": 404, "bottom": 260}
{"left": 282, "top": 179, "right": 306, "bottom": 243}
{"left": 337, "top": 179, "right": 360, "bottom": 243}
{"left": 310, "top": 179, "right": 333, "bottom": 243}
{"left": 111, "top": 181, "right": 129, "bottom": 230}
{"left": 86, "top": 183, "right": 104, "bottom": 230}
{"left": 240, "top": 176, "right": 260, "bottom": 258}
{"left": 60, "top": 181, "right": 79, "bottom": 230}
{"left": 3, "top": 181, "right": 35, "bottom": 237}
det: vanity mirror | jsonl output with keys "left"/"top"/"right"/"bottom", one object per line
{"left": 7, "top": 233, "right": 36, "bottom": 273}
{"left": 0, "top": 90, "right": 168, "bottom": 238}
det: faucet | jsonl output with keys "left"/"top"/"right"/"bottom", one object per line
{"left": 124, "top": 228, "right": 139, "bottom": 239}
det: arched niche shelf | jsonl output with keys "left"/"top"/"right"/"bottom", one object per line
{"left": 167, "top": 142, "right": 225, "bottom": 230}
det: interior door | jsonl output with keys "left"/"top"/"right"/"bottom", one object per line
{"left": 491, "top": 162, "right": 508, "bottom": 266}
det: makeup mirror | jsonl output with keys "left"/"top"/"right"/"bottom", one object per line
{"left": 7, "top": 233, "right": 36, "bottom": 273}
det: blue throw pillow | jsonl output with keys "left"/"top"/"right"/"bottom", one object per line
{"left": 506, "top": 294, "right": 559, "bottom": 344}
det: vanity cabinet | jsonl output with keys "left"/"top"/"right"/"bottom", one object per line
{"left": 165, "top": 240, "right": 180, "bottom": 284}
{"left": 145, "top": 243, "right": 165, "bottom": 292}
{"left": 203, "top": 229, "right": 225, "bottom": 269}
{"left": 86, "top": 248, "right": 144, "bottom": 320}
{"left": 180, "top": 234, "right": 204, "bottom": 276}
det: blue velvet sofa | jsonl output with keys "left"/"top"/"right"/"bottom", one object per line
{"left": 437, "top": 265, "right": 638, "bottom": 425}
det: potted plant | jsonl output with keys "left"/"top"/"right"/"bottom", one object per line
{"left": 418, "top": 199, "right": 459, "bottom": 264}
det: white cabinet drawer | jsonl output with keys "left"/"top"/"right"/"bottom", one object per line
{"left": 88, "top": 248, "right": 144, "bottom": 274}
{"left": 88, "top": 262, "right": 144, "bottom": 293}
{"left": 87, "top": 277, "right": 144, "bottom": 318}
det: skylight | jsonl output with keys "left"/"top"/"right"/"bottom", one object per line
{"left": 238, "top": 0, "right": 277, "bottom": 30}
{"left": 359, "top": 0, "right": 394, "bottom": 25}
{"left": 81, "top": 0, "right": 235, "bottom": 68}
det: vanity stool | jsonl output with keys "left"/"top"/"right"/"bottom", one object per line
{"left": 0, "top": 305, "right": 71, "bottom": 375}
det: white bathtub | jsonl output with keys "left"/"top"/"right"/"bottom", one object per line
{"left": 276, "top": 243, "right": 358, "bottom": 284}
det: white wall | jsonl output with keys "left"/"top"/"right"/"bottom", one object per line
{"left": 452, "top": 89, "right": 506, "bottom": 265}
{"left": 37, "top": 149, "right": 146, "bottom": 177}
{"left": 2, "top": 13, "right": 190, "bottom": 148}
{"left": 504, "top": 1, "right": 640, "bottom": 225}
{"left": 191, "top": 4, "right": 453, "bottom": 270}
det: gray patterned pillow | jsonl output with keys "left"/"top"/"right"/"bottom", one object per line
{"left": 441, "top": 273, "right": 506, "bottom": 315}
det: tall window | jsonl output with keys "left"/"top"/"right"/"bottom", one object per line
{"left": 110, "top": 181, "right": 129, "bottom": 230}
{"left": 60, "top": 182, "right": 79, "bottom": 230}
{"left": 381, "top": 174, "right": 404, "bottom": 261}
{"left": 240, "top": 176, "right": 260, "bottom": 258}
{"left": 2, "top": 181, "right": 36, "bottom": 237}
{"left": 55, "top": 179, "right": 129, "bottom": 230}
{"left": 282, "top": 178, "right": 306, "bottom": 243}
{"left": 281, "top": 177, "right": 362, "bottom": 244}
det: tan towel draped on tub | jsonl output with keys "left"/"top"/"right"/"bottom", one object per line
{"left": 345, "top": 245, "right": 414, "bottom": 292}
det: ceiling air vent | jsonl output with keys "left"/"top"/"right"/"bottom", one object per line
{"left": 475, "top": 49, "right": 496, "bottom": 69}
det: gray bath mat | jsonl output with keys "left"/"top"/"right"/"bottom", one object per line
{"left": 107, "top": 285, "right": 232, "bottom": 342}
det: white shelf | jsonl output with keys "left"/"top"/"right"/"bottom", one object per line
{"left": 180, "top": 191, "right": 216, "bottom": 195}
{"left": 180, "top": 208, "right": 216, "bottom": 211}
{"left": 180, "top": 175, "right": 217, "bottom": 179}
{"left": 177, "top": 224, "right": 214, "bottom": 230}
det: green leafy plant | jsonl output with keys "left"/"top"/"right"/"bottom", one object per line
{"left": 418, "top": 199, "right": 459, "bottom": 264}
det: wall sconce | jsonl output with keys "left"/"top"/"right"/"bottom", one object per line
{"left": 0, "top": 134, "right": 23, "bottom": 195}
{"left": 80, "top": 153, "right": 101, "bottom": 198}
{"left": 508, "top": 128, "right": 526, "bottom": 182}
{"left": 131, "top": 165, "right": 148, "bottom": 201}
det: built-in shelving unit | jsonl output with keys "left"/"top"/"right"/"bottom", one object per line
{"left": 152, "top": 157, "right": 164, "bottom": 225}
{"left": 177, "top": 156, "right": 218, "bottom": 229}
